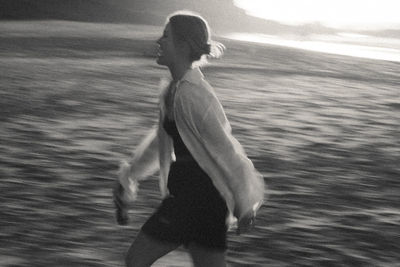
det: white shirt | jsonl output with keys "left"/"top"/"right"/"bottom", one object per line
{"left": 119, "top": 67, "right": 265, "bottom": 223}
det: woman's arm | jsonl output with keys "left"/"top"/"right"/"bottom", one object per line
{"left": 127, "top": 125, "right": 160, "bottom": 180}
{"left": 199, "top": 105, "right": 264, "bottom": 220}
{"left": 174, "top": 81, "right": 264, "bottom": 220}
{"left": 118, "top": 126, "right": 160, "bottom": 201}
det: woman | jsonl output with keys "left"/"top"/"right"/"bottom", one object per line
{"left": 114, "top": 11, "right": 265, "bottom": 267}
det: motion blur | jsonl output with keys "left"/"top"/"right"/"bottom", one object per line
{"left": 1, "top": 21, "right": 399, "bottom": 266}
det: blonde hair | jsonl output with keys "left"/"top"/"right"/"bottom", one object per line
{"left": 167, "top": 10, "right": 225, "bottom": 67}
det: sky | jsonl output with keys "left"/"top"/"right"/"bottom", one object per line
{"left": 234, "top": 0, "right": 400, "bottom": 31}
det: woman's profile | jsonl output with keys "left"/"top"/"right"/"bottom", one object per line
{"left": 113, "top": 10, "right": 265, "bottom": 267}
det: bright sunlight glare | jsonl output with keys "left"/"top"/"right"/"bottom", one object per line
{"left": 234, "top": 0, "right": 400, "bottom": 30}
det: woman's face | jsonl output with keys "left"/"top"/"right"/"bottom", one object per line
{"left": 156, "top": 23, "right": 178, "bottom": 67}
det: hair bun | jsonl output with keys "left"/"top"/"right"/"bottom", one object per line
{"left": 208, "top": 41, "right": 225, "bottom": 59}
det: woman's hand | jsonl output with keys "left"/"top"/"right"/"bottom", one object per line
{"left": 113, "top": 182, "right": 129, "bottom": 225}
{"left": 236, "top": 210, "right": 256, "bottom": 235}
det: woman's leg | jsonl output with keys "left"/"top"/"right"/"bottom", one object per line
{"left": 125, "top": 230, "right": 180, "bottom": 267}
{"left": 187, "top": 242, "right": 227, "bottom": 267}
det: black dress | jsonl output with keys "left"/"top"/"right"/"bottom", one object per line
{"left": 141, "top": 118, "right": 228, "bottom": 250}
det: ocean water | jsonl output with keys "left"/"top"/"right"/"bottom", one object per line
{"left": 1, "top": 21, "right": 399, "bottom": 266}
{"left": 225, "top": 32, "right": 400, "bottom": 63}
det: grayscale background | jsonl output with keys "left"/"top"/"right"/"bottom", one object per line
{"left": 1, "top": 0, "right": 399, "bottom": 266}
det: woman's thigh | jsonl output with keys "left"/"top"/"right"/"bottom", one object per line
{"left": 188, "top": 242, "right": 227, "bottom": 267}
{"left": 125, "top": 230, "right": 180, "bottom": 267}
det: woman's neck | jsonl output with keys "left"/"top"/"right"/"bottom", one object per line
{"left": 169, "top": 61, "right": 192, "bottom": 82}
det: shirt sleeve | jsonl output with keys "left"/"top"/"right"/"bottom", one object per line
{"left": 128, "top": 125, "right": 160, "bottom": 181}
{"left": 175, "top": 82, "right": 264, "bottom": 219}
{"left": 118, "top": 125, "right": 160, "bottom": 200}
{"left": 118, "top": 127, "right": 159, "bottom": 202}
{"left": 199, "top": 101, "right": 265, "bottom": 219}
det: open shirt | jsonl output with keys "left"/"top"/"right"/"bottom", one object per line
{"left": 119, "top": 67, "right": 265, "bottom": 223}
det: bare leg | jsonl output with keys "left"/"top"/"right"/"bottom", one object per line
{"left": 125, "top": 230, "right": 180, "bottom": 267}
{"left": 188, "top": 242, "right": 227, "bottom": 267}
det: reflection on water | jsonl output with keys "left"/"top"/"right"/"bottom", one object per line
{"left": 1, "top": 21, "right": 399, "bottom": 266}
{"left": 225, "top": 32, "right": 400, "bottom": 62}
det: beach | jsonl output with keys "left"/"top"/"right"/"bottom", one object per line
{"left": 1, "top": 21, "right": 399, "bottom": 266}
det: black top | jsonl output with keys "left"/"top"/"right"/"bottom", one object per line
{"left": 141, "top": 117, "right": 229, "bottom": 250}
{"left": 163, "top": 118, "right": 196, "bottom": 162}
{"left": 162, "top": 116, "right": 225, "bottom": 204}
